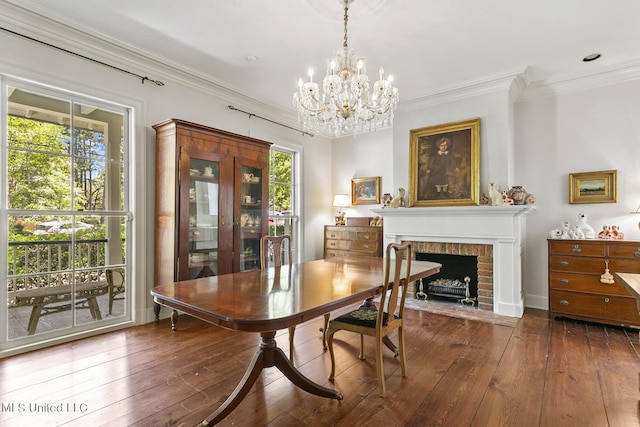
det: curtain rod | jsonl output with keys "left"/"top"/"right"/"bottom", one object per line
{"left": 1, "top": 26, "right": 165, "bottom": 86}
{"left": 228, "top": 105, "right": 314, "bottom": 137}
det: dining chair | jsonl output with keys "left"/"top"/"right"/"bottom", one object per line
{"left": 260, "top": 235, "right": 295, "bottom": 358}
{"left": 326, "top": 241, "right": 412, "bottom": 397}
{"left": 105, "top": 267, "right": 125, "bottom": 315}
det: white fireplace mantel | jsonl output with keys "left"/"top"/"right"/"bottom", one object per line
{"left": 372, "top": 205, "right": 537, "bottom": 317}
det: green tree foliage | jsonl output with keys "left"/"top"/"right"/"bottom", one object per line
{"left": 7, "top": 116, "right": 71, "bottom": 210}
{"left": 269, "top": 151, "right": 292, "bottom": 212}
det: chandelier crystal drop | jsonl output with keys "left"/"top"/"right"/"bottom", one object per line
{"left": 292, "top": 0, "right": 399, "bottom": 137}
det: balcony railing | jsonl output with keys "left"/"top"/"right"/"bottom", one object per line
{"left": 7, "top": 239, "right": 108, "bottom": 306}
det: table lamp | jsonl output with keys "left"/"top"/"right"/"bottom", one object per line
{"left": 332, "top": 194, "right": 350, "bottom": 226}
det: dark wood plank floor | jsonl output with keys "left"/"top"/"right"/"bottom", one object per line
{"left": 1, "top": 307, "right": 639, "bottom": 427}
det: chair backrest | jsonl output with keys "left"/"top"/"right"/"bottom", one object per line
{"left": 260, "top": 235, "right": 292, "bottom": 269}
{"left": 105, "top": 268, "right": 125, "bottom": 290}
{"left": 378, "top": 242, "right": 412, "bottom": 325}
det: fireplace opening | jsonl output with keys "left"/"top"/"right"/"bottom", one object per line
{"left": 415, "top": 253, "right": 478, "bottom": 306}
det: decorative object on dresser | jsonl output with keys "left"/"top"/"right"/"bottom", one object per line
{"left": 548, "top": 238, "right": 640, "bottom": 328}
{"left": 351, "top": 176, "right": 381, "bottom": 205}
{"left": 332, "top": 194, "right": 350, "bottom": 226}
{"left": 324, "top": 225, "right": 383, "bottom": 258}
{"left": 153, "top": 119, "right": 271, "bottom": 324}
{"left": 409, "top": 118, "right": 480, "bottom": 207}
{"left": 569, "top": 169, "right": 617, "bottom": 204}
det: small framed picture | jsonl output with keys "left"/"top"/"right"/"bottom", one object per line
{"left": 569, "top": 170, "right": 617, "bottom": 204}
{"left": 351, "top": 177, "right": 381, "bottom": 205}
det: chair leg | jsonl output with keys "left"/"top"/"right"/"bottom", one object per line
{"left": 108, "top": 293, "right": 114, "bottom": 315}
{"left": 358, "top": 334, "right": 365, "bottom": 360}
{"left": 327, "top": 327, "right": 337, "bottom": 380}
{"left": 27, "top": 305, "right": 44, "bottom": 336}
{"left": 322, "top": 313, "right": 330, "bottom": 350}
{"left": 375, "top": 334, "right": 386, "bottom": 397}
{"left": 288, "top": 326, "right": 296, "bottom": 360}
{"left": 398, "top": 326, "right": 407, "bottom": 378}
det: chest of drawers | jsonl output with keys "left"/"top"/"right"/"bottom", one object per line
{"left": 324, "top": 225, "right": 383, "bottom": 258}
{"left": 548, "top": 239, "right": 640, "bottom": 328}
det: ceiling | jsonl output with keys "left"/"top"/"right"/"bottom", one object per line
{"left": 8, "top": 0, "right": 640, "bottom": 117}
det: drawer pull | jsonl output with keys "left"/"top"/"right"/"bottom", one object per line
{"left": 604, "top": 297, "right": 610, "bottom": 303}
{"left": 572, "top": 245, "right": 581, "bottom": 254}
{"left": 634, "top": 248, "right": 640, "bottom": 257}
{"left": 330, "top": 234, "right": 336, "bottom": 238}
{"left": 559, "top": 261, "right": 569, "bottom": 267}
{"left": 363, "top": 244, "right": 370, "bottom": 249}
{"left": 559, "top": 300, "right": 569, "bottom": 306}
{"left": 330, "top": 242, "right": 336, "bottom": 247}
{"left": 363, "top": 235, "right": 370, "bottom": 240}
{"left": 559, "top": 279, "right": 569, "bottom": 285}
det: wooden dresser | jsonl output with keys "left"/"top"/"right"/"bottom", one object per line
{"left": 548, "top": 239, "right": 640, "bottom": 328}
{"left": 324, "top": 225, "right": 383, "bottom": 258}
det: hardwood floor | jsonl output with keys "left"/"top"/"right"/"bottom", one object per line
{"left": 1, "top": 306, "right": 639, "bottom": 427}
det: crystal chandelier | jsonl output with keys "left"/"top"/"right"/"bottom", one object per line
{"left": 292, "top": 0, "right": 399, "bottom": 137}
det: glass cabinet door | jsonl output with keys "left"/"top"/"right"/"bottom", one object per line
{"left": 239, "top": 164, "right": 264, "bottom": 271}
{"left": 187, "top": 158, "right": 219, "bottom": 278}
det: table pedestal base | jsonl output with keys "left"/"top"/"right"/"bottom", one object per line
{"left": 201, "top": 331, "right": 343, "bottom": 426}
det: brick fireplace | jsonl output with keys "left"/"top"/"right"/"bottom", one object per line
{"left": 372, "top": 205, "right": 536, "bottom": 317}
{"left": 410, "top": 241, "right": 493, "bottom": 311}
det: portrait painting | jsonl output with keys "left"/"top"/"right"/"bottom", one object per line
{"left": 409, "top": 118, "right": 480, "bottom": 207}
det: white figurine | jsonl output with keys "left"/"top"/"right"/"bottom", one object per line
{"left": 576, "top": 213, "right": 595, "bottom": 239}
{"left": 389, "top": 188, "right": 406, "bottom": 208}
{"left": 488, "top": 182, "right": 501, "bottom": 206}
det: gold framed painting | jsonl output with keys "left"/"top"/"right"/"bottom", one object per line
{"left": 409, "top": 118, "right": 480, "bottom": 207}
{"left": 569, "top": 170, "right": 617, "bottom": 204}
{"left": 351, "top": 176, "right": 381, "bottom": 205}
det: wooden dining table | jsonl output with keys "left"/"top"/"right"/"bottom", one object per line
{"left": 151, "top": 256, "right": 441, "bottom": 426}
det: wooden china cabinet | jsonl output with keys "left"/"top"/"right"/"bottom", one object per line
{"left": 153, "top": 119, "right": 271, "bottom": 319}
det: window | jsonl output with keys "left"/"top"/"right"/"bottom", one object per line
{"left": 2, "top": 81, "right": 131, "bottom": 346}
{"left": 268, "top": 148, "right": 298, "bottom": 261}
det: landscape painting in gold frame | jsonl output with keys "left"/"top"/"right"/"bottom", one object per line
{"left": 409, "top": 118, "right": 480, "bottom": 207}
{"left": 569, "top": 170, "right": 617, "bottom": 204}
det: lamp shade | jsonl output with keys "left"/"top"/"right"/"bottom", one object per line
{"left": 332, "top": 194, "right": 350, "bottom": 208}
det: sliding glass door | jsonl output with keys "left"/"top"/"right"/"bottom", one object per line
{"left": 2, "top": 81, "right": 131, "bottom": 346}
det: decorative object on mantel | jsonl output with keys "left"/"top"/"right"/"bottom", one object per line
{"left": 506, "top": 186, "right": 527, "bottom": 205}
{"left": 486, "top": 183, "right": 535, "bottom": 206}
{"left": 389, "top": 188, "right": 406, "bottom": 208}
{"left": 332, "top": 194, "right": 349, "bottom": 226}
{"left": 381, "top": 193, "right": 393, "bottom": 208}
{"left": 488, "top": 182, "right": 501, "bottom": 206}
{"left": 597, "top": 225, "right": 625, "bottom": 240}
{"left": 600, "top": 259, "right": 615, "bottom": 284}
{"left": 292, "top": 0, "right": 398, "bottom": 137}
{"left": 409, "top": 118, "right": 480, "bottom": 207}
{"left": 569, "top": 169, "right": 617, "bottom": 204}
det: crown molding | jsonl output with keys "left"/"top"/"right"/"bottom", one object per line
{"left": 0, "top": 0, "right": 300, "bottom": 130}
{"left": 398, "top": 70, "right": 527, "bottom": 112}
{"left": 517, "top": 60, "right": 640, "bottom": 102}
